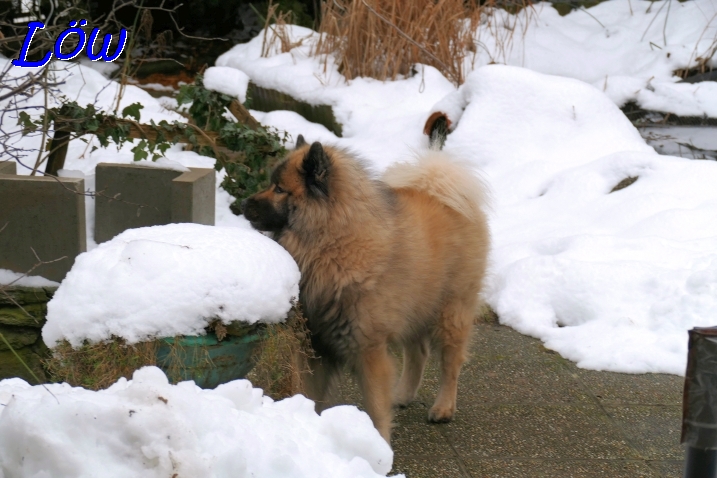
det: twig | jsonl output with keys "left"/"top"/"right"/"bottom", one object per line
{"left": 578, "top": 6, "right": 606, "bottom": 30}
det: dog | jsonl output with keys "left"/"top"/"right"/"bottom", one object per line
{"left": 241, "top": 136, "right": 490, "bottom": 443}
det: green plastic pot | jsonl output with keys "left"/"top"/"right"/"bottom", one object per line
{"left": 156, "top": 324, "right": 265, "bottom": 389}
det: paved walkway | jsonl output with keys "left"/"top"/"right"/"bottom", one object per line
{"left": 340, "top": 321, "right": 685, "bottom": 478}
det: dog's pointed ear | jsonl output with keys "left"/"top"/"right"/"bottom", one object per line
{"left": 303, "top": 142, "right": 330, "bottom": 197}
{"left": 295, "top": 134, "right": 307, "bottom": 148}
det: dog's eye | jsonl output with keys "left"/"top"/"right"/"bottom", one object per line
{"left": 274, "top": 184, "right": 286, "bottom": 194}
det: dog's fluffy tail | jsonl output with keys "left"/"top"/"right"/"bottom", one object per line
{"left": 382, "top": 150, "right": 489, "bottom": 224}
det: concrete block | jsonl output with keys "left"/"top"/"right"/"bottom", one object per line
{"left": 0, "top": 161, "right": 17, "bottom": 175}
{"left": 171, "top": 168, "right": 216, "bottom": 225}
{"left": 0, "top": 175, "right": 87, "bottom": 283}
{"left": 95, "top": 163, "right": 215, "bottom": 243}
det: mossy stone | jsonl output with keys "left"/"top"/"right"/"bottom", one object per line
{"left": 0, "top": 325, "right": 40, "bottom": 351}
{"left": 0, "top": 303, "right": 47, "bottom": 327}
{"left": 0, "top": 346, "right": 47, "bottom": 383}
{"left": 246, "top": 82, "right": 343, "bottom": 137}
{"left": 0, "top": 286, "right": 56, "bottom": 306}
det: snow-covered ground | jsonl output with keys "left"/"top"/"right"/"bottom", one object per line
{"left": 1, "top": 1, "right": 717, "bottom": 474}
{"left": 471, "top": 0, "right": 717, "bottom": 117}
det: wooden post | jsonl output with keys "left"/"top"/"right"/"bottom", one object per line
{"left": 44, "top": 129, "right": 70, "bottom": 176}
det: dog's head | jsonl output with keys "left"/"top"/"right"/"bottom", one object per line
{"left": 241, "top": 135, "right": 331, "bottom": 233}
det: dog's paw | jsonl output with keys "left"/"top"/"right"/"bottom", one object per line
{"left": 427, "top": 405, "right": 455, "bottom": 423}
{"left": 393, "top": 396, "right": 413, "bottom": 409}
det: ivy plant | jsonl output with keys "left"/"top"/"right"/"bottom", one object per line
{"left": 19, "top": 76, "right": 287, "bottom": 213}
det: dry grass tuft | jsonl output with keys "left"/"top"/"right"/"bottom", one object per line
{"left": 246, "top": 304, "right": 315, "bottom": 400}
{"left": 262, "top": 2, "right": 310, "bottom": 57}
{"left": 259, "top": 0, "right": 533, "bottom": 86}
{"left": 314, "top": 0, "right": 482, "bottom": 85}
{"left": 45, "top": 306, "right": 315, "bottom": 399}
{"left": 45, "top": 338, "right": 158, "bottom": 391}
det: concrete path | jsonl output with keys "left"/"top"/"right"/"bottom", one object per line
{"left": 340, "top": 321, "right": 685, "bottom": 477}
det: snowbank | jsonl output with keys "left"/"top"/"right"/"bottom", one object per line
{"left": 0, "top": 367, "right": 398, "bottom": 478}
{"left": 471, "top": 0, "right": 717, "bottom": 117}
{"left": 203, "top": 66, "right": 250, "bottom": 103}
{"left": 446, "top": 65, "right": 717, "bottom": 375}
{"left": 43, "top": 223, "right": 300, "bottom": 347}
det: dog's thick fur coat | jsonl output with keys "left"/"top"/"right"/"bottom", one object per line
{"left": 242, "top": 138, "right": 490, "bottom": 443}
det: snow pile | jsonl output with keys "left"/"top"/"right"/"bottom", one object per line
{"left": 471, "top": 0, "right": 717, "bottom": 116}
{"left": 43, "top": 223, "right": 300, "bottom": 347}
{"left": 0, "top": 367, "right": 398, "bottom": 478}
{"left": 203, "top": 66, "right": 250, "bottom": 103}
{"left": 445, "top": 65, "right": 717, "bottom": 374}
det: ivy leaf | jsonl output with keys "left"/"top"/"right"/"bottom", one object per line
{"left": 17, "top": 111, "right": 38, "bottom": 135}
{"left": 131, "top": 140, "right": 149, "bottom": 161}
{"left": 85, "top": 117, "right": 100, "bottom": 132}
{"left": 157, "top": 143, "right": 171, "bottom": 155}
{"left": 121, "top": 103, "right": 144, "bottom": 121}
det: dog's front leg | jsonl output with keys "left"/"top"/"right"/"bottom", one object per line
{"left": 357, "top": 344, "right": 396, "bottom": 444}
{"left": 304, "top": 356, "right": 341, "bottom": 413}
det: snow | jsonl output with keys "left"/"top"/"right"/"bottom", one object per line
{"left": 203, "top": 66, "right": 250, "bottom": 103}
{"left": 0, "top": 366, "right": 397, "bottom": 478}
{"left": 43, "top": 223, "right": 300, "bottom": 347}
{"left": 446, "top": 66, "right": 717, "bottom": 374}
{"left": 470, "top": 0, "right": 717, "bottom": 116}
{"left": 0, "top": 269, "right": 59, "bottom": 288}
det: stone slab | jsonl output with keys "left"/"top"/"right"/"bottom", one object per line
{"left": 440, "top": 405, "right": 639, "bottom": 460}
{"left": 0, "top": 161, "right": 17, "bottom": 175}
{"left": 574, "top": 367, "right": 684, "bottom": 406}
{"left": 0, "top": 175, "right": 86, "bottom": 282}
{"left": 0, "top": 286, "right": 55, "bottom": 306}
{"left": 0, "top": 303, "right": 46, "bottom": 327}
{"left": 461, "top": 458, "right": 660, "bottom": 478}
{"left": 605, "top": 405, "right": 684, "bottom": 460}
{"left": 0, "top": 324, "right": 40, "bottom": 351}
{"left": 171, "top": 167, "right": 216, "bottom": 224}
{"left": 337, "top": 323, "right": 686, "bottom": 477}
{"left": 95, "top": 163, "right": 215, "bottom": 243}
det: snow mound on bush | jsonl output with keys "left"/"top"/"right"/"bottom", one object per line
{"left": 43, "top": 223, "right": 300, "bottom": 347}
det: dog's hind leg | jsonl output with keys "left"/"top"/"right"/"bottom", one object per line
{"left": 358, "top": 344, "right": 396, "bottom": 444}
{"left": 305, "top": 356, "right": 341, "bottom": 413}
{"left": 428, "top": 301, "right": 474, "bottom": 423}
{"left": 394, "top": 337, "right": 430, "bottom": 408}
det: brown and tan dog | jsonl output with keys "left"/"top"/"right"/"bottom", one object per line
{"left": 242, "top": 136, "right": 490, "bottom": 444}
